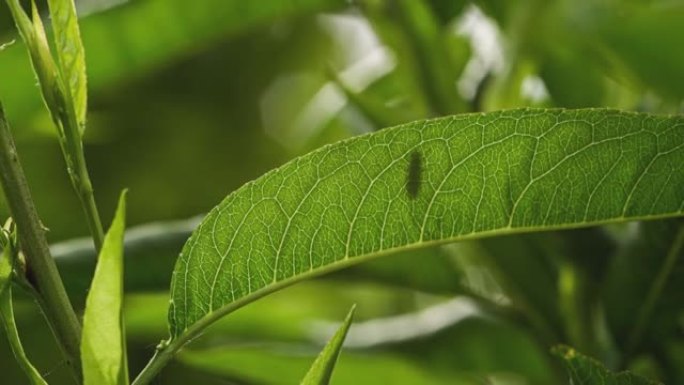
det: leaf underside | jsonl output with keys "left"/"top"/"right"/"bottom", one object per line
{"left": 169, "top": 108, "right": 684, "bottom": 340}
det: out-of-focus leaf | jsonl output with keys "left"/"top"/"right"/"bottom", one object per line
{"left": 179, "top": 344, "right": 472, "bottom": 385}
{"left": 168, "top": 108, "right": 684, "bottom": 346}
{"left": 300, "top": 305, "right": 355, "bottom": 385}
{"left": 453, "top": 234, "right": 562, "bottom": 342}
{"left": 395, "top": 314, "right": 558, "bottom": 384}
{"left": 426, "top": 0, "right": 469, "bottom": 25}
{"left": 539, "top": 47, "right": 605, "bottom": 108}
{"left": 482, "top": 58, "right": 547, "bottom": 110}
{"left": 358, "top": 0, "right": 433, "bottom": 119}
{"left": 602, "top": 219, "right": 684, "bottom": 354}
{"left": 46, "top": 0, "right": 87, "bottom": 131}
{"left": 81, "top": 191, "right": 128, "bottom": 385}
{"left": 553, "top": 345, "right": 662, "bottom": 385}
{"left": 53, "top": 217, "right": 200, "bottom": 305}
{"left": 472, "top": 0, "right": 516, "bottom": 26}
{"left": 328, "top": 69, "right": 405, "bottom": 129}
{"left": 335, "top": 246, "right": 465, "bottom": 295}
{"left": 0, "top": 0, "right": 347, "bottom": 125}
{"left": 177, "top": 310, "right": 556, "bottom": 385}
{"left": 592, "top": 3, "right": 684, "bottom": 101}
{"left": 393, "top": 0, "right": 467, "bottom": 114}
{"left": 124, "top": 282, "right": 422, "bottom": 344}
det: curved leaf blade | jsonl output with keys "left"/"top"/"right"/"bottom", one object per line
{"left": 81, "top": 191, "right": 128, "bottom": 385}
{"left": 0, "top": 226, "right": 47, "bottom": 385}
{"left": 300, "top": 305, "right": 355, "bottom": 385}
{"left": 0, "top": 289, "right": 49, "bottom": 385}
{"left": 169, "top": 108, "right": 684, "bottom": 340}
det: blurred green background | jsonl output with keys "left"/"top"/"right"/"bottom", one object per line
{"left": 0, "top": 0, "right": 682, "bottom": 384}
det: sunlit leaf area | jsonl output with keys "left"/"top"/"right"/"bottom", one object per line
{"left": 0, "top": 0, "right": 682, "bottom": 384}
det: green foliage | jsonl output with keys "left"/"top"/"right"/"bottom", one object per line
{"left": 0, "top": 0, "right": 346, "bottom": 126}
{"left": 5, "top": 0, "right": 105, "bottom": 249}
{"left": 0, "top": 226, "right": 47, "bottom": 385}
{"left": 169, "top": 108, "right": 684, "bottom": 340}
{"left": 603, "top": 219, "right": 684, "bottom": 353}
{"left": 46, "top": 0, "right": 87, "bottom": 132}
{"left": 553, "top": 345, "right": 662, "bottom": 385}
{"left": 81, "top": 192, "right": 128, "bottom": 385}
{"left": 0, "top": 1, "right": 683, "bottom": 384}
{"left": 4, "top": 0, "right": 61, "bottom": 118}
{"left": 300, "top": 305, "right": 355, "bottom": 385}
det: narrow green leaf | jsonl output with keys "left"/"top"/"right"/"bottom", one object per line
{"left": 168, "top": 108, "right": 684, "bottom": 345}
{"left": 552, "top": 345, "right": 662, "bottom": 385}
{"left": 300, "top": 305, "right": 355, "bottom": 385}
{"left": 46, "top": 0, "right": 87, "bottom": 130}
{"left": 5, "top": 0, "right": 62, "bottom": 119}
{"left": 81, "top": 191, "right": 128, "bottom": 385}
{"left": 0, "top": 229, "right": 48, "bottom": 385}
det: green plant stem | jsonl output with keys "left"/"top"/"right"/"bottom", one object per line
{"left": 0, "top": 104, "right": 82, "bottom": 381}
{"left": 131, "top": 341, "right": 177, "bottom": 385}
{"left": 626, "top": 224, "right": 684, "bottom": 356}
{"left": 56, "top": 94, "right": 105, "bottom": 251}
{"left": 71, "top": 141, "right": 105, "bottom": 251}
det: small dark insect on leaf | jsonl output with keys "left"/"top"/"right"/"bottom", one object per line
{"left": 406, "top": 151, "right": 422, "bottom": 199}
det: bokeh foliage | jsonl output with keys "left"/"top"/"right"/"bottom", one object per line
{"left": 0, "top": 0, "right": 682, "bottom": 384}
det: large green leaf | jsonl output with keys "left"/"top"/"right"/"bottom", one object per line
{"left": 553, "top": 345, "right": 662, "bottom": 385}
{"left": 167, "top": 108, "right": 684, "bottom": 346}
{"left": 81, "top": 191, "right": 128, "bottom": 385}
{"left": 50, "top": 217, "right": 466, "bottom": 305}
